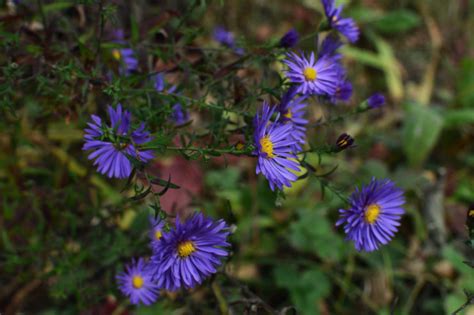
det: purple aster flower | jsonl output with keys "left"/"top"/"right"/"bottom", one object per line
{"left": 213, "top": 26, "right": 236, "bottom": 47}
{"left": 280, "top": 29, "right": 300, "bottom": 48}
{"left": 153, "top": 73, "right": 178, "bottom": 94}
{"left": 110, "top": 30, "right": 138, "bottom": 76}
{"left": 111, "top": 29, "right": 126, "bottom": 43}
{"left": 317, "top": 36, "right": 352, "bottom": 103}
{"left": 212, "top": 26, "right": 244, "bottom": 55}
{"left": 331, "top": 80, "right": 353, "bottom": 103}
{"left": 254, "top": 102, "right": 301, "bottom": 191}
{"left": 336, "top": 178, "right": 405, "bottom": 252}
{"left": 367, "top": 93, "right": 385, "bottom": 109}
{"left": 149, "top": 216, "right": 166, "bottom": 248}
{"left": 117, "top": 258, "right": 160, "bottom": 305}
{"left": 115, "top": 48, "right": 138, "bottom": 75}
{"left": 284, "top": 52, "right": 340, "bottom": 96}
{"left": 83, "top": 104, "right": 154, "bottom": 179}
{"left": 322, "top": 0, "right": 360, "bottom": 43}
{"left": 171, "top": 103, "right": 189, "bottom": 125}
{"left": 318, "top": 35, "right": 343, "bottom": 60}
{"left": 150, "top": 212, "right": 230, "bottom": 291}
{"left": 154, "top": 73, "right": 165, "bottom": 92}
{"left": 278, "top": 87, "right": 308, "bottom": 152}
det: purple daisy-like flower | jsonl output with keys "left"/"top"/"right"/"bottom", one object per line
{"left": 171, "top": 103, "right": 190, "bottom": 125}
{"left": 317, "top": 36, "right": 352, "bottom": 103}
{"left": 331, "top": 80, "right": 353, "bottom": 103}
{"left": 150, "top": 212, "right": 230, "bottom": 291}
{"left": 117, "top": 258, "right": 160, "bottom": 305}
{"left": 278, "top": 87, "right": 308, "bottom": 152}
{"left": 283, "top": 52, "right": 340, "bottom": 96}
{"left": 318, "top": 35, "right": 343, "bottom": 60}
{"left": 322, "top": 0, "right": 360, "bottom": 43}
{"left": 110, "top": 30, "right": 138, "bottom": 76}
{"left": 153, "top": 73, "right": 178, "bottom": 94}
{"left": 367, "top": 93, "right": 385, "bottom": 109}
{"left": 212, "top": 26, "right": 244, "bottom": 55}
{"left": 280, "top": 29, "right": 300, "bottom": 48}
{"left": 149, "top": 216, "right": 166, "bottom": 248}
{"left": 336, "top": 178, "right": 405, "bottom": 252}
{"left": 83, "top": 104, "right": 154, "bottom": 179}
{"left": 254, "top": 102, "right": 301, "bottom": 191}
{"left": 116, "top": 48, "right": 138, "bottom": 75}
{"left": 213, "top": 26, "right": 236, "bottom": 47}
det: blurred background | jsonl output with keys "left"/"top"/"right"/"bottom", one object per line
{"left": 0, "top": 0, "right": 473, "bottom": 314}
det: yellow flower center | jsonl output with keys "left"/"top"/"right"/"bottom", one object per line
{"left": 365, "top": 204, "right": 381, "bottom": 224}
{"left": 154, "top": 230, "right": 162, "bottom": 240}
{"left": 332, "top": 15, "right": 339, "bottom": 24}
{"left": 132, "top": 275, "right": 144, "bottom": 289}
{"left": 283, "top": 110, "right": 292, "bottom": 119}
{"left": 235, "top": 142, "right": 245, "bottom": 150}
{"left": 117, "top": 142, "right": 129, "bottom": 150}
{"left": 303, "top": 67, "right": 317, "bottom": 81}
{"left": 177, "top": 240, "right": 196, "bottom": 258}
{"left": 469, "top": 209, "right": 474, "bottom": 217}
{"left": 260, "top": 135, "right": 275, "bottom": 158}
{"left": 112, "top": 49, "right": 121, "bottom": 60}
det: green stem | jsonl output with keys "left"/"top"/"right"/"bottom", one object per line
{"left": 212, "top": 281, "right": 229, "bottom": 315}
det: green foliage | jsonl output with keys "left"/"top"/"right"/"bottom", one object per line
{"left": 372, "top": 10, "right": 421, "bottom": 35}
{"left": 289, "top": 208, "right": 348, "bottom": 261}
{"left": 402, "top": 102, "right": 443, "bottom": 167}
{"left": 457, "top": 58, "right": 474, "bottom": 108}
{"left": 274, "top": 264, "right": 331, "bottom": 314}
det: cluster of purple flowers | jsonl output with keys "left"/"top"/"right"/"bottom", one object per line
{"left": 117, "top": 212, "right": 231, "bottom": 305}
{"left": 251, "top": 0, "right": 399, "bottom": 253}
{"left": 82, "top": 0, "right": 403, "bottom": 308}
{"left": 252, "top": 0, "right": 362, "bottom": 191}
{"left": 283, "top": 0, "right": 360, "bottom": 103}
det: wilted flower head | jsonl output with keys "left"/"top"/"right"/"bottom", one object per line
{"left": 253, "top": 102, "right": 301, "bottom": 191}
{"left": 283, "top": 52, "right": 340, "bottom": 96}
{"left": 367, "top": 93, "right": 386, "bottom": 109}
{"left": 336, "top": 178, "right": 405, "bottom": 252}
{"left": 279, "top": 29, "right": 299, "bottom": 48}
{"left": 83, "top": 104, "right": 154, "bottom": 179}
{"left": 150, "top": 212, "right": 230, "bottom": 291}
{"left": 278, "top": 87, "right": 308, "bottom": 152}
{"left": 335, "top": 133, "right": 354, "bottom": 151}
{"left": 117, "top": 258, "right": 160, "bottom": 305}
{"left": 322, "top": 0, "right": 360, "bottom": 43}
